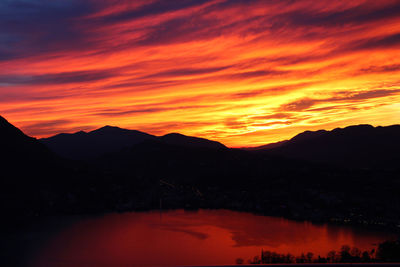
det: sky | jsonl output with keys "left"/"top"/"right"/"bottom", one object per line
{"left": 1, "top": 0, "right": 400, "bottom": 147}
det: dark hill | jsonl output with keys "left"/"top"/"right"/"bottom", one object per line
{"left": 0, "top": 116, "right": 66, "bottom": 218}
{"left": 1, "top": 115, "right": 400, "bottom": 232}
{"left": 0, "top": 115, "right": 55, "bottom": 170}
{"left": 257, "top": 124, "right": 400, "bottom": 169}
{"left": 40, "top": 127, "right": 226, "bottom": 160}
{"left": 160, "top": 133, "right": 226, "bottom": 150}
{"left": 40, "top": 126, "right": 156, "bottom": 160}
{"left": 244, "top": 140, "right": 288, "bottom": 150}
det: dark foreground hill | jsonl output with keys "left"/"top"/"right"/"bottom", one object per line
{"left": 0, "top": 116, "right": 66, "bottom": 218}
{"left": 252, "top": 124, "right": 400, "bottom": 169}
{"left": 40, "top": 126, "right": 226, "bottom": 160}
{"left": 1, "top": 115, "right": 400, "bottom": 231}
{"left": 0, "top": 115, "right": 53, "bottom": 163}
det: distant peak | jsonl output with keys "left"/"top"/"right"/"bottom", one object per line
{"left": 100, "top": 125, "right": 120, "bottom": 130}
{"left": 162, "top": 132, "right": 185, "bottom": 137}
{"left": 161, "top": 132, "right": 227, "bottom": 149}
{"left": 343, "top": 124, "right": 374, "bottom": 130}
{"left": 90, "top": 125, "right": 123, "bottom": 133}
{"left": 291, "top": 129, "right": 327, "bottom": 142}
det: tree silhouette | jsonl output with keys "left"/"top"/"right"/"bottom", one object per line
{"left": 247, "top": 240, "right": 400, "bottom": 265}
{"left": 340, "top": 245, "right": 352, "bottom": 262}
{"left": 376, "top": 240, "right": 400, "bottom": 262}
{"left": 327, "top": 250, "right": 337, "bottom": 263}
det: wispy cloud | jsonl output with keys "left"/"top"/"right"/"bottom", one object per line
{"left": 1, "top": 0, "right": 400, "bottom": 146}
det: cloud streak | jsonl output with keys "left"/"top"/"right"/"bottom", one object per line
{"left": 1, "top": 0, "right": 400, "bottom": 146}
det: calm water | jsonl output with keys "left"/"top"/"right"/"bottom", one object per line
{"left": 22, "top": 209, "right": 396, "bottom": 266}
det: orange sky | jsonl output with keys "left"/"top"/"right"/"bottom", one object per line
{"left": 1, "top": 0, "right": 400, "bottom": 147}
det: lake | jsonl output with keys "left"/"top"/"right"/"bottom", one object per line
{"left": 10, "top": 209, "right": 397, "bottom": 267}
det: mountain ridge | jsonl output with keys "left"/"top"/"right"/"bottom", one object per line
{"left": 254, "top": 124, "right": 400, "bottom": 169}
{"left": 2, "top": 115, "right": 400, "bottom": 231}
{"left": 0, "top": 115, "right": 53, "bottom": 161}
{"left": 5, "top": 115, "right": 400, "bottom": 168}
{"left": 40, "top": 126, "right": 226, "bottom": 160}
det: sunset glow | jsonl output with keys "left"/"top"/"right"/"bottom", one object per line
{"left": 1, "top": 0, "right": 400, "bottom": 146}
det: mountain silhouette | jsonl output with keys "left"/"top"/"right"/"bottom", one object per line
{"left": 255, "top": 124, "right": 400, "bottom": 169}
{"left": 40, "top": 127, "right": 226, "bottom": 160}
{"left": 40, "top": 126, "right": 156, "bottom": 160}
{"left": 0, "top": 115, "right": 53, "bottom": 165}
{"left": 244, "top": 140, "right": 288, "bottom": 150}
{"left": 159, "top": 133, "right": 226, "bottom": 150}
{"left": 0, "top": 116, "right": 64, "bottom": 218}
{"left": 2, "top": 115, "right": 400, "bottom": 233}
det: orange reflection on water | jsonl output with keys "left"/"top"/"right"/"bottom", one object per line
{"left": 32, "top": 210, "right": 396, "bottom": 267}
